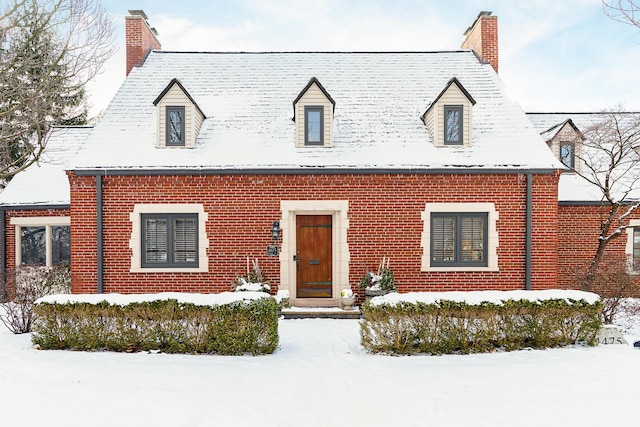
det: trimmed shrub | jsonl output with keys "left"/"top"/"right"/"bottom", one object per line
{"left": 360, "top": 298, "right": 602, "bottom": 355}
{"left": 32, "top": 297, "right": 279, "bottom": 355}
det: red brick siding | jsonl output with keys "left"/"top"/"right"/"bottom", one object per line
{"left": 125, "top": 15, "right": 161, "bottom": 76}
{"left": 461, "top": 14, "right": 499, "bottom": 73}
{"left": 557, "top": 204, "right": 640, "bottom": 288}
{"left": 68, "top": 172, "right": 560, "bottom": 294}
{"left": 68, "top": 172, "right": 98, "bottom": 293}
{"left": 2, "top": 208, "right": 70, "bottom": 269}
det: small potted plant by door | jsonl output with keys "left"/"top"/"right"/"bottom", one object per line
{"left": 232, "top": 257, "right": 271, "bottom": 293}
{"left": 359, "top": 257, "right": 396, "bottom": 298}
{"left": 339, "top": 289, "right": 357, "bottom": 310}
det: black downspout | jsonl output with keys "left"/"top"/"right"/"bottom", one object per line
{"left": 96, "top": 175, "right": 104, "bottom": 294}
{"left": 525, "top": 173, "right": 532, "bottom": 290}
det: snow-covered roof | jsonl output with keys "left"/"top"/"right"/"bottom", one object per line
{"left": 528, "top": 112, "right": 640, "bottom": 203}
{"left": 71, "top": 51, "right": 561, "bottom": 172}
{"left": 0, "top": 126, "right": 92, "bottom": 206}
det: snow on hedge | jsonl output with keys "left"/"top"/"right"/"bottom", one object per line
{"left": 35, "top": 291, "right": 272, "bottom": 307}
{"left": 35, "top": 289, "right": 601, "bottom": 308}
{"left": 370, "top": 290, "right": 601, "bottom": 306}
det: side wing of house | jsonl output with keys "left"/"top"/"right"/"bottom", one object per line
{"left": 0, "top": 126, "right": 91, "bottom": 298}
{"left": 528, "top": 112, "right": 640, "bottom": 288}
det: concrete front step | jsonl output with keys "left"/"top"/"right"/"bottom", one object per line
{"left": 281, "top": 307, "right": 361, "bottom": 319}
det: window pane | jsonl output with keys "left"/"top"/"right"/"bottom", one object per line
{"left": 307, "top": 110, "right": 321, "bottom": 143}
{"left": 461, "top": 217, "right": 485, "bottom": 262}
{"left": 560, "top": 143, "right": 575, "bottom": 168}
{"left": 145, "top": 218, "right": 168, "bottom": 263}
{"left": 173, "top": 218, "right": 197, "bottom": 263}
{"left": 445, "top": 108, "right": 461, "bottom": 144}
{"left": 168, "top": 109, "right": 183, "bottom": 143}
{"left": 51, "top": 226, "right": 70, "bottom": 265}
{"left": 21, "top": 226, "right": 46, "bottom": 265}
{"left": 432, "top": 216, "right": 455, "bottom": 262}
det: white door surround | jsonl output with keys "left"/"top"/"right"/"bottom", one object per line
{"left": 279, "top": 200, "right": 350, "bottom": 307}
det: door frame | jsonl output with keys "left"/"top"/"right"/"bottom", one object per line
{"left": 279, "top": 200, "right": 350, "bottom": 307}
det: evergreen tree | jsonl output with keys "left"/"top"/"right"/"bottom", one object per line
{"left": 0, "top": 0, "right": 114, "bottom": 185}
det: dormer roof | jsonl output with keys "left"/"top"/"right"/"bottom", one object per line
{"left": 539, "top": 118, "right": 585, "bottom": 143}
{"left": 153, "top": 78, "right": 206, "bottom": 119}
{"left": 422, "top": 77, "right": 476, "bottom": 120}
{"left": 292, "top": 77, "right": 335, "bottom": 120}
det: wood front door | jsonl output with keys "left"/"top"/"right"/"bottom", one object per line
{"left": 296, "top": 215, "right": 333, "bottom": 298}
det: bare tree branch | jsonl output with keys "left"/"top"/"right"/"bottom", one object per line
{"left": 603, "top": 0, "right": 640, "bottom": 27}
{"left": 0, "top": 0, "right": 115, "bottom": 185}
{"left": 570, "top": 108, "right": 640, "bottom": 290}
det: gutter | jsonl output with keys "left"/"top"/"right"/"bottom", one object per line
{"left": 96, "top": 175, "right": 104, "bottom": 294}
{"left": 0, "top": 204, "right": 69, "bottom": 210}
{"left": 525, "top": 173, "right": 532, "bottom": 291}
{"left": 71, "top": 167, "right": 561, "bottom": 177}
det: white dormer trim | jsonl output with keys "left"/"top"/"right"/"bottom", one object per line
{"left": 293, "top": 77, "right": 335, "bottom": 147}
{"left": 422, "top": 77, "right": 476, "bottom": 147}
{"left": 153, "top": 78, "right": 206, "bottom": 149}
{"left": 541, "top": 119, "right": 585, "bottom": 174}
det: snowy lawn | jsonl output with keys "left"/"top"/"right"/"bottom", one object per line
{"left": 1, "top": 308, "right": 640, "bottom": 427}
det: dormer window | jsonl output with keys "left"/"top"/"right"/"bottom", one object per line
{"left": 559, "top": 141, "right": 575, "bottom": 168}
{"left": 305, "top": 106, "right": 324, "bottom": 145}
{"left": 153, "top": 78, "right": 206, "bottom": 149}
{"left": 422, "top": 78, "right": 475, "bottom": 147}
{"left": 166, "top": 106, "right": 185, "bottom": 146}
{"left": 293, "top": 77, "right": 335, "bottom": 148}
{"left": 539, "top": 119, "right": 584, "bottom": 173}
{"left": 444, "top": 105, "right": 463, "bottom": 145}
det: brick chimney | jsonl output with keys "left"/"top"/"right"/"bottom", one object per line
{"left": 125, "top": 10, "right": 161, "bottom": 76}
{"left": 461, "top": 11, "right": 498, "bottom": 73}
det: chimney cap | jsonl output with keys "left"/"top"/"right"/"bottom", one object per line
{"left": 463, "top": 11, "right": 493, "bottom": 36}
{"left": 128, "top": 10, "right": 149, "bottom": 20}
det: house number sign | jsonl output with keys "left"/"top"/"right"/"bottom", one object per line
{"left": 266, "top": 244, "right": 279, "bottom": 257}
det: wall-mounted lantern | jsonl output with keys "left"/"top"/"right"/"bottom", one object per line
{"left": 271, "top": 220, "right": 281, "bottom": 240}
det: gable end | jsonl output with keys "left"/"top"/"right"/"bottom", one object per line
{"left": 154, "top": 78, "right": 206, "bottom": 148}
{"left": 293, "top": 77, "right": 335, "bottom": 147}
{"left": 422, "top": 77, "right": 475, "bottom": 147}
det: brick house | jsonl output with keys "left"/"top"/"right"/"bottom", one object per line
{"left": 527, "top": 112, "right": 640, "bottom": 288}
{"left": 2, "top": 11, "right": 635, "bottom": 306}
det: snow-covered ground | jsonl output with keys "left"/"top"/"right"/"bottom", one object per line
{"left": 1, "top": 305, "right": 639, "bottom": 427}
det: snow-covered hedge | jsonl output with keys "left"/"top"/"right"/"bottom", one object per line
{"left": 360, "top": 290, "right": 602, "bottom": 355}
{"left": 32, "top": 292, "right": 279, "bottom": 355}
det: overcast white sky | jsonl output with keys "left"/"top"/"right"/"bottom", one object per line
{"left": 86, "top": 0, "right": 640, "bottom": 117}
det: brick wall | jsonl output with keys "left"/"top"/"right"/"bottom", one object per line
{"left": 68, "top": 171, "right": 560, "bottom": 294}
{"left": 125, "top": 14, "right": 161, "bottom": 76}
{"left": 557, "top": 204, "right": 640, "bottom": 288}
{"left": 461, "top": 13, "right": 499, "bottom": 73}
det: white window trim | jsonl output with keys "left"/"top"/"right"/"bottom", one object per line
{"left": 10, "top": 216, "right": 70, "bottom": 267}
{"left": 129, "top": 204, "right": 209, "bottom": 273}
{"left": 420, "top": 203, "right": 499, "bottom": 272}
{"left": 625, "top": 220, "right": 640, "bottom": 274}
